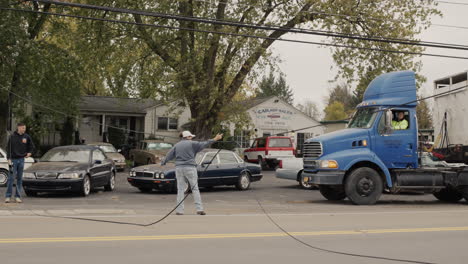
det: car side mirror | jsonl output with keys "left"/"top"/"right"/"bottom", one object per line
{"left": 94, "top": 160, "right": 102, "bottom": 164}
{"left": 201, "top": 161, "right": 211, "bottom": 167}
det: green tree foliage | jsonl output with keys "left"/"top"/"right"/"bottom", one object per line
{"left": 0, "top": 1, "right": 82, "bottom": 147}
{"left": 1, "top": 0, "right": 440, "bottom": 141}
{"left": 417, "top": 98, "right": 433, "bottom": 129}
{"left": 325, "top": 83, "right": 359, "bottom": 115}
{"left": 256, "top": 71, "right": 294, "bottom": 104}
{"left": 65, "top": 0, "right": 438, "bottom": 138}
{"left": 324, "top": 101, "right": 347, "bottom": 121}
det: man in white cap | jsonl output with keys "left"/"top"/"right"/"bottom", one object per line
{"left": 161, "top": 131, "right": 223, "bottom": 215}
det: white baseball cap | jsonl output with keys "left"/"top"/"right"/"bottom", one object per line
{"left": 182, "top": 131, "right": 196, "bottom": 138}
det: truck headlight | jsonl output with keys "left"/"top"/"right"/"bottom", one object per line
{"left": 320, "top": 160, "right": 339, "bottom": 169}
{"left": 58, "top": 173, "right": 81, "bottom": 179}
{"left": 23, "top": 172, "right": 36, "bottom": 179}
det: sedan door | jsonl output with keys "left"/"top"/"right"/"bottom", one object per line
{"left": 197, "top": 152, "right": 221, "bottom": 186}
{"left": 90, "top": 149, "right": 112, "bottom": 186}
{"left": 217, "top": 152, "right": 244, "bottom": 185}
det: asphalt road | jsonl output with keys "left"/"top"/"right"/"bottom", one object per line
{"left": 1, "top": 170, "right": 468, "bottom": 264}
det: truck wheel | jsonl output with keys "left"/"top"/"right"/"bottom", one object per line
{"left": 433, "top": 187, "right": 463, "bottom": 202}
{"left": 319, "top": 185, "right": 346, "bottom": 200}
{"left": 460, "top": 186, "right": 468, "bottom": 202}
{"left": 345, "top": 167, "right": 383, "bottom": 205}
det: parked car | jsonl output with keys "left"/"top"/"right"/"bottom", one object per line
{"left": 243, "top": 136, "right": 295, "bottom": 169}
{"left": 87, "top": 142, "right": 126, "bottom": 171}
{"left": 129, "top": 140, "right": 174, "bottom": 166}
{"left": 22, "top": 145, "right": 116, "bottom": 197}
{"left": 127, "top": 149, "right": 263, "bottom": 193}
{"left": 275, "top": 157, "right": 314, "bottom": 190}
{"left": 0, "top": 147, "right": 35, "bottom": 187}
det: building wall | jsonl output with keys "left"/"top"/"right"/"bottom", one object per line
{"left": 433, "top": 73, "right": 468, "bottom": 145}
{"left": 144, "top": 103, "right": 192, "bottom": 144}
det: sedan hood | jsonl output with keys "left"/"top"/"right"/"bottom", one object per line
{"left": 106, "top": 152, "right": 125, "bottom": 161}
{"left": 25, "top": 162, "right": 89, "bottom": 172}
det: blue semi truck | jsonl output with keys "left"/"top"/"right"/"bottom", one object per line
{"left": 302, "top": 70, "right": 468, "bottom": 205}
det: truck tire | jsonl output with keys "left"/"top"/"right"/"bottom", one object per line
{"left": 319, "top": 185, "right": 346, "bottom": 200}
{"left": 460, "top": 186, "right": 468, "bottom": 202}
{"left": 433, "top": 187, "right": 463, "bottom": 202}
{"left": 345, "top": 167, "right": 383, "bottom": 205}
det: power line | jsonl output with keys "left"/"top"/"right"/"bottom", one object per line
{"left": 187, "top": 0, "right": 468, "bottom": 32}
{"left": 26, "top": 0, "right": 468, "bottom": 51}
{"left": 436, "top": 0, "right": 468, "bottom": 6}
{"left": 2, "top": 7, "right": 468, "bottom": 60}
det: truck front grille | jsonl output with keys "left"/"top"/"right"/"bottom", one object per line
{"left": 303, "top": 141, "right": 322, "bottom": 158}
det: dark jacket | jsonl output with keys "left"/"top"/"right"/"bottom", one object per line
{"left": 6, "top": 131, "right": 35, "bottom": 159}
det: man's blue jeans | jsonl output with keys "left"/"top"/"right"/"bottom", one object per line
{"left": 175, "top": 166, "right": 203, "bottom": 214}
{"left": 6, "top": 158, "right": 24, "bottom": 198}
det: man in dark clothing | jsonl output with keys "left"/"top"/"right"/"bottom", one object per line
{"left": 5, "top": 123, "right": 35, "bottom": 203}
{"left": 161, "top": 131, "right": 223, "bottom": 215}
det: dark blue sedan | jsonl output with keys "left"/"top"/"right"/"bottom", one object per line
{"left": 127, "top": 149, "right": 262, "bottom": 193}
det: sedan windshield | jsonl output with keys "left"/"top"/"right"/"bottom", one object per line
{"left": 147, "top": 142, "right": 173, "bottom": 150}
{"left": 348, "top": 108, "right": 378, "bottom": 129}
{"left": 41, "top": 149, "right": 90, "bottom": 163}
{"left": 98, "top": 145, "right": 117, "bottom": 153}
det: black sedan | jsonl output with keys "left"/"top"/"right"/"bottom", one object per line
{"left": 23, "top": 145, "right": 116, "bottom": 196}
{"left": 127, "top": 149, "right": 262, "bottom": 193}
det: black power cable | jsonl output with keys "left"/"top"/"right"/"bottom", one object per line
{"left": 2, "top": 7, "right": 467, "bottom": 61}
{"left": 25, "top": 0, "right": 468, "bottom": 51}
{"left": 28, "top": 147, "right": 224, "bottom": 227}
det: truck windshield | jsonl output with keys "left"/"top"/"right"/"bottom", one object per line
{"left": 348, "top": 108, "right": 378, "bottom": 129}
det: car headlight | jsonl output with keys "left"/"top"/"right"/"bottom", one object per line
{"left": 23, "top": 172, "right": 35, "bottom": 179}
{"left": 154, "top": 172, "right": 160, "bottom": 179}
{"left": 130, "top": 171, "right": 136, "bottom": 177}
{"left": 159, "top": 172, "right": 164, "bottom": 179}
{"left": 320, "top": 160, "right": 339, "bottom": 169}
{"left": 58, "top": 173, "right": 81, "bottom": 179}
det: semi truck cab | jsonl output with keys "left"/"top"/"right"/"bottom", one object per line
{"left": 303, "top": 71, "right": 468, "bottom": 205}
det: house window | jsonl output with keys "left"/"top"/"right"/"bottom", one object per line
{"left": 158, "top": 117, "right": 178, "bottom": 130}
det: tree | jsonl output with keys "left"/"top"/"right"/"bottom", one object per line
{"left": 6, "top": 0, "right": 439, "bottom": 140}
{"left": 0, "top": 1, "right": 82, "bottom": 148}
{"left": 256, "top": 70, "right": 294, "bottom": 104}
{"left": 296, "top": 100, "right": 321, "bottom": 120}
{"left": 324, "top": 101, "right": 347, "bottom": 121}
{"left": 417, "top": 98, "right": 433, "bottom": 129}
{"left": 325, "top": 83, "right": 359, "bottom": 115}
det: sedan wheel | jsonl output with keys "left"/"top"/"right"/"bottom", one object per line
{"left": 236, "top": 172, "right": 251, "bottom": 191}
{"left": 80, "top": 175, "right": 91, "bottom": 197}
{"left": 104, "top": 172, "right": 115, "bottom": 191}
{"left": 0, "top": 170, "right": 8, "bottom": 187}
{"left": 298, "top": 172, "right": 314, "bottom": 190}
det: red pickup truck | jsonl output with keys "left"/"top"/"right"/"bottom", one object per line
{"left": 243, "top": 136, "right": 295, "bottom": 169}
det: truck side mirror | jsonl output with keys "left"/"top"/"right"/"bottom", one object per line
{"left": 384, "top": 109, "right": 394, "bottom": 134}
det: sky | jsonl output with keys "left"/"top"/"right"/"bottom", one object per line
{"left": 271, "top": 2, "right": 468, "bottom": 117}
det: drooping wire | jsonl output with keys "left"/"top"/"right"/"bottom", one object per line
{"left": 1, "top": 7, "right": 468, "bottom": 60}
